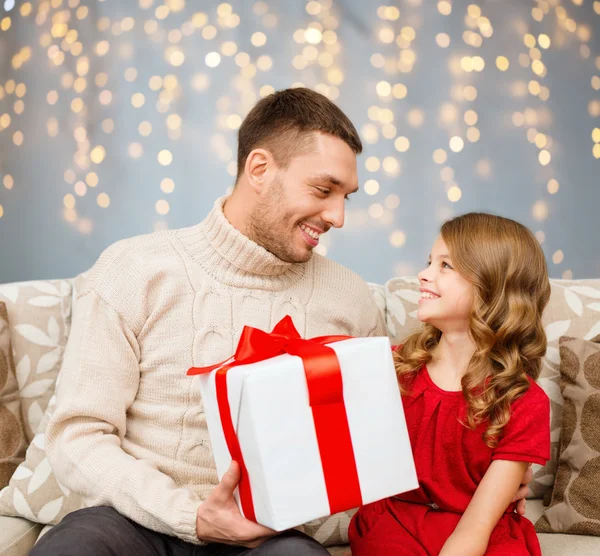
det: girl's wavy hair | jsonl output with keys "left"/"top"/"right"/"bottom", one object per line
{"left": 394, "top": 213, "right": 551, "bottom": 447}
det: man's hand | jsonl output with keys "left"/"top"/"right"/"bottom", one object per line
{"left": 196, "top": 461, "right": 277, "bottom": 547}
{"left": 512, "top": 463, "right": 533, "bottom": 516}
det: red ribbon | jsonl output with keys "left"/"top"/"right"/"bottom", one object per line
{"left": 187, "top": 316, "right": 363, "bottom": 522}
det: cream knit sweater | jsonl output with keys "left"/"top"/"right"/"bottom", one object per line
{"left": 46, "top": 196, "right": 387, "bottom": 544}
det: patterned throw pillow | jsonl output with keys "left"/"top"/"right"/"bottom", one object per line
{"left": 0, "top": 280, "right": 72, "bottom": 442}
{"left": 0, "top": 302, "right": 28, "bottom": 488}
{"left": 0, "top": 277, "right": 86, "bottom": 525}
{"left": 375, "top": 277, "right": 600, "bottom": 499}
{"left": 0, "top": 388, "right": 84, "bottom": 524}
{"left": 536, "top": 335, "right": 600, "bottom": 535}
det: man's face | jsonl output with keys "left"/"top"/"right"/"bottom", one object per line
{"left": 247, "top": 133, "right": 359, "bottom": 263}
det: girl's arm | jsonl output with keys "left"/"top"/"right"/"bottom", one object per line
{"left": 439, "top": 459, "right": 529, "bottom": 556}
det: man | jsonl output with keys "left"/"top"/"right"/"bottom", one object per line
{"left": 33, "top": 88, "right": 531, "bottom": 555}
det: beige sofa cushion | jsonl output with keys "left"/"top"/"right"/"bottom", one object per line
{"left": 0, "top": 515, "right": 42, "bottom": 556}
{"left": 371, "top": 277, "right": 600, "bottom": 500}
{"left": 0, "top": 281, "right": 72, "bottom": 442}
{"left": 536, "top": 335, "right": 600, "bottom": 536}
{"left": 0, "top": 303, "right": 28, "bottom": 489}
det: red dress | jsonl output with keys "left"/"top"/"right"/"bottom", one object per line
{"left": 349, "top": 367, "right": 550, "bottom": 556}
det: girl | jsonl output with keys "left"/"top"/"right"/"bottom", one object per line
{"left": 349, "top": 213, "right": 551, "bottom": 555}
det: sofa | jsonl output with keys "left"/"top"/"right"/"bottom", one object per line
{"left": 1, "top": 274, "right": 599, "bottom": 555}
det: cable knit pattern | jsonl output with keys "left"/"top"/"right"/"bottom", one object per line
{"left": 45, "top": 196, "right": 386, "bottom": 545}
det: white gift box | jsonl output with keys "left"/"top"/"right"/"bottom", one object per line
{"left": 196, "top": 335, "right": 418, "bottom": 532}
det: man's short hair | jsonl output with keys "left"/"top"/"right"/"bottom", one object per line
{"left": 236, "top": 87, "right": 362, "bottom": 180}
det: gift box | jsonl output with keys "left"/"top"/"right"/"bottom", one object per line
{"left": 188, "top": 316, "right": 418, "bottom": 531}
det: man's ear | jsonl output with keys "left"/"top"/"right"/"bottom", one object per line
{"left": 245, "top": 148, "right": 277, "bottom": 194}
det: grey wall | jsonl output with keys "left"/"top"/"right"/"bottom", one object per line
{"left": 1, "top": 0, "right": 599, "bottom": 285}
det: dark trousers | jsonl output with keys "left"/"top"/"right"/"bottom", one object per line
{"left": 29, "top": 506, "right": 330, "bottom": 556}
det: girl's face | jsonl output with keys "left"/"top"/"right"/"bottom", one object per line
{"left": 417, "top": 235, "right": 475, "bottom": 334}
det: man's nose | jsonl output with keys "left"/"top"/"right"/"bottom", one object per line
{"left": 322, "top": 198, "right": 345, "bottom": 229}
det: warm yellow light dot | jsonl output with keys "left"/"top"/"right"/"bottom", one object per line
{"left": 158, "top": 149, "right": 173, "bottom": 165}
{"left": 251, "top": 31, "right": 267, "bottom": 47}
{"left": 460, "top": 57, "right": 474, "bottom": 72}
{"left": 401, "top": 26, "right": 416, "bottom": 42}
{"left": 155, "top": 5, "right": 170, "bottom": 19}
{"left": 532, "top": 201, "right": 548, "bottom": 221}
{"left": 590, "top": 100, "right": 600, "bottom": 118}
{"left": 382, "top": 124, "right": 397, "bottom": 139}
{"left": 155, "top": 199, "right": 170, "bottom": 215}
{"left": 383, "top": 156, "right": 400, "bottom": 175}
{"left": 257, "top": 55, "right": 272, "bottom": 71}
{"left": 305, "top": 0, "right": 321, "bottom": 15}
{"left": 440, "top": 166, "right": 455, "bottom": 181}
{"left": 161, "top": 178, "right": 175, "bottom": 193}
{"left": 20, "top": 2, "right": 32, "bottom": 16}
{"left": 591, "top": 128, "right": 600, "bottom": 143}
{"left": 496, "top": 56, "right": 509, "bottom": 71}
{"left": 205, "top": 52, "right": 221, "bottom": 67}
{"left": 472, "top": 56, "right": 485, "bottom": 71}
{"left": 46, "top": 117, "right": 59, "bottom": 137}
{"left": 447, "top": 186, "right": 462, "bottom": 202}
{"left": 547, "top": 179, "right": 559, "bottom": 195}
{"left": 259, "top": 85, "right": 275, "bottom": 98}
{"left": 365, "top": 156, "right": 381, "bottom": 172}
{"left": 191, "top": 73, "right": 210, "bottom": 91}
{"left": 528, "top": 80, "right": 541, "bottom": 96}
{"left": 131, "top": 92, "right": 145, "bottom": 108}
{"left": 305, "top": 28, "right": 322, "bottom": 44}
{"left": 3, "top": 175, "right": 14, "bottom": 190}
{"left": 390, "top": 230, "right": 406, "bottom": 247}
{"left": 318, "top": 52, "right": 334, "bottom": 67}
{"left": 192, "top": 12, "right": 207, "bottom": 28}
{"left": 221, "top": 41, "right": 238, "bottom": 57}
{"left": 97, "top": 193, "right": 110, "bottom": 208}
{"left": 438, "top": 1, "right": 452, "bottom": 15}
{"left": 368, "top": 203, "right": 384, "bottom": 219}
{"left": 303, "top": 45, "right": 318, "bottom": 61}
{"left": 466, "top": 127, "right": 480, "bottom": 142}
{"left": 95, "top": 40, "right": 110, "bottom": 56}
{"left": 200, "top": 25, "right": 216, "bottom": 40}
{"left": 534, "top": 133, "right": 547, "bottom": 149}
{"left": 86, "top": 172, "right": 99, "bottom": 187}
{"left": 380, "top": 109, "right": 394, "bottom": 124}
{"left": 327, "top": 68, "right": 344, "bottom": 86}
{"left": 13, "top": 131, "right": 24, "bottom": 146}
{"left": 362, "top": 124, "right": 379, "bottom": 144}
{"left": 436, "top": 33, "right": 451, "bottom": 48}
{"left": 449, "top": 136, "right": 465, "bottom": 152}
{"left": 593, "top": 144, "right": 600, "bottom": 159}
{"left": 524, "top": 33, "right": 536, "bottom": 48}
{"left": 379, "top": 27, "right": 395, "bottom": 44}
{"left": 64, "top": 193, "right": 76, "bottom": 209}
{"left": 433, "top": 149, "right": 448, "bottom": 164}
{"left": 392, "top": 83, "right": 408, "bottom": 99}
{"left": 407, "top": 108, "right": 424, "bottom": 128}
{"left": 0, "top": 114, "right": 11, "bottom": 128}
{"left": 394, "top": 136, "right": 410, "bottom": 152}
{"left": 13, "top": 100, "right": 24, "bottom": 115}
{"left": 552, "top": 250, "right": 564, "bottom": 265}
{"left": 74, "top": 181, "right": 87, "bottom": 196}
{"left": 99, "top": 90, "right": 113, "bottom": 105}
{"left": 376, "top": 81, "right": 392, "bottom": 97}
{"left": 385, "top": 195, "right": 400, "bottom": 210}
{"left": 128, "top": 142, "right": 143, "bottom": 158}
{"left": 101, "top": 119, "right": 114, "bottom": 134}
{"left": 1, "top": 17, "right": 11, "bottom": 32}
{"left": 464, "top": 86, "right": 478, "bottom": 101}
{"left": 91, "top": 146, "right": 106, "bottom": 164}
{"left": 226, "top": 114, "right": 242, "bottom": 129}
{"left": 538, "top": 149, "right": 551, "bottom": 166}
{"left": 364, "top": 179, "right": 380, "bottom": 196}
{"left": 168, "top": 49, "right": 185, "bottom": 67}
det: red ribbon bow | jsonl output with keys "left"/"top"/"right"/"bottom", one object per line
{"left": 188, "top": 316, "right": 363, "bottom": 522}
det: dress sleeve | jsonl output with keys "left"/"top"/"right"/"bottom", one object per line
{"left": 491, "top": 382, "right": 551, "bottom": 466}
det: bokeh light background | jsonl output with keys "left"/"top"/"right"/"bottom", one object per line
{"left": 0, "top": 0, "right": 599, "bottom": 284}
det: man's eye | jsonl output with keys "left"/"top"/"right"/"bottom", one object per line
{"left": 316, "top": 187, "right": 330, "bottom": 195}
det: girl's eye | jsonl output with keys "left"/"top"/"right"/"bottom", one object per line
{"left": 442, "top": 262, "right": 453, "bottom": 269}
